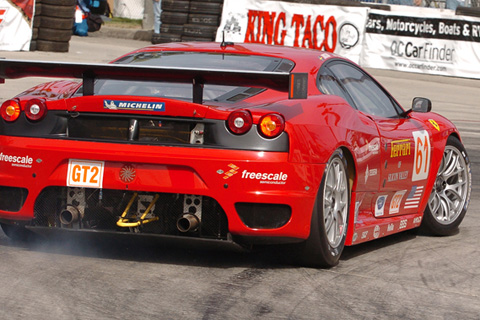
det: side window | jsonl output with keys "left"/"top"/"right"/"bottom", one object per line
{"left": 327, "top": 62, "right": 402, "bottom": 118}
{"left": 318, "top": 68, "right": 354, "bottom": 106}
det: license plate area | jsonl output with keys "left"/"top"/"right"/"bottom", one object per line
{"left": 67, "top": 159, "right": 105, "bottom": 188}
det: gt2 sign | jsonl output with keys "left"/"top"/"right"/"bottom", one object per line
{"left": 67, "top": 159, "right": 105, "bottom": 188}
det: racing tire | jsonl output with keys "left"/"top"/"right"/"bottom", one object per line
{"left": 36, "top": 39, "right": 69, "bottom": 52}
{"left": 158, "top": 33, "right": 182, "bottom": 43}
{"left": 182, "top": 36, "right": 214, "bottom": 42}
{"left": 1, "top": 223, "right": 35, "bottom": 242}
{"left": 29, "top": 40, "right": 37, "bottom": 51}
{"left": 188, "top": 2, "right": 223, "bottom": 15}
{"left": 38, "top": 27, "right": 72, "bottom": 42}
{"left": 32, "top": 27, "right": 39, "bottom": 40}
{"left": 33, "top": 14, "right": 41, "bottom": 28}
{"left": 160, "top": 24, "right": 184, "bottom": 34}
{"left": 188, "top": 14, "right": 220, "bottom": 26}
{"left": 297, "top": 149, "right": 350, "bottom": 267}
{"left": 41, "top": 0, "right": 76, "bottom": 5}
{"left": 162, "top": 0, "right": 191, "bottom": 13}
{"left": 161, "top": 12, "right": 188, "bottom": 25}
{"left": 41, "top": 3, "right": 76, "bottom": 18}
{"left": 182, "top": 24, "right": 217, "bottom": 38}
{"left": 420, "top": 136, "right": 471, "bottom": 236}
{"left": 40, "top": 16, "right": 75, "bottom": 30}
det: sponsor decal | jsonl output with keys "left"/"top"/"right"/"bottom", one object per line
{"left": 369, "top": 140, "right": 380, "bottom": 154}
{"left": 390, "top": 40, "right": 455, "bottom": 63}
{"left": 387, "top": 223, "right": 394, "bottom": 232}
{"left": 387, "top": 170, "right": 408, "bottom": 182}
{"left": 243, "top": 10, "right": 339, "bottom": 51}
{"left": 429, "top": 119, "right": 440, "bottom": 131}
{"left": 389, "top": 190, "right": 406, "bottom": 214}
{"left": 319, "top": 53, "right": 332, "bottom": 61}
{"left": 413, "top": 216, "right": 422, "bottom": 224}
{"left": 366, "top": 13, "right": 480, "bottom": 43}
{"left": 217, "top": 0, "right": 368, "bottom": 63}
{"left": 391, "top": 139, "right": 411, "bottom": 158}
{"left": 352, "top": 232, "right": 358, "bottom": 242}
{"left": 339, "top": 23, "right": 359, "bottom": 49}
{"left": 404, "top": 185, "right": 424, "bottom": 209}
{"left": 365, "top": 165, "right": 378, "bottom": 184}
{"left": 119, "top": 165, "right": 136, "bottom": 183}
{"left": 412, "top": 130, "right": 431, "bottom": 181}
{"left": 354, "top": 138, "right": 381, "bottom": 163}
{"left": 373, "top": 225, "right": 380, "bottom": 238}
{"left": 67, "top": 159, "right": 105, "bottom": 188}
{"left": 241, "top": 169, "right": 287, "bottom": 184}
{"left": 399, "top": 219, "right": 408, "bottom": 230}
{"left": 361, "top": 231, "right": 368, "bottom": 239}
{"left": 375, "top": 195, "right": 387, "bottom": 217}
{"left": 0, "top": 152, "right": 33, "bottom": 168}
{"left": 354, "top": 200, "right": 362, "bottom": 223}
{"left": 104, "top": 100, "right": 165, "bottom": 112}
{"left": 217, "top": 163, "right": 240, "bottom": 180}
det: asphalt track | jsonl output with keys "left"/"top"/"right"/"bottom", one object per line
{"left": 0, "top": 36, "right": 479, "bottom": 319}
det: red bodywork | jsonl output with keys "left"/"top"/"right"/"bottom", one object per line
{"left": 0, "top": 42, "right": 460, "bottom": 247}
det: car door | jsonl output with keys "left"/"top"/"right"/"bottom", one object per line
{"left": 321, "top": 60, "right": 429, "bottom": 217}
{"left": 317, "top": 64, "right": 382, "bottom": 194}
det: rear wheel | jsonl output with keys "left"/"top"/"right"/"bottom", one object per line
{"left": 1, "top": 223, "right": 34, "bottom": 242}
{"left": 421, "top": 136, "right": 471, "bottom": 236}
{"left": 297, "top": 149, "right": 350, "bottom": 267}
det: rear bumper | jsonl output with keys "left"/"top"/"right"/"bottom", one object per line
{"left": 0, "top": 136, "right": 323, "bottom": 241}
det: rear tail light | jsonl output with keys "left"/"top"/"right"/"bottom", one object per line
{"left": 227, "top": 110, "right": 252, "bottom": 135}
{"left": 0, "top": 99, "right": 21, "bottom": 122}
{"left": 258, "top": 114, "right": 285, "bottom": 138}
{"left": 25, "top": 99, "right": 47, "bottom": 121}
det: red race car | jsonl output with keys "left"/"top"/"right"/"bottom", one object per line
{"left": 0, "top": 42, "right": 471, "bottom": 267}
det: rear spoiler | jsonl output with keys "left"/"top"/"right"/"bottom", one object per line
{"left": 0, "top": 59, "right": 308, "bottom": 103}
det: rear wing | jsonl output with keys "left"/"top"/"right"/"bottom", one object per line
{"left": 0, "top": 59, "right": 308, "bottom": 104}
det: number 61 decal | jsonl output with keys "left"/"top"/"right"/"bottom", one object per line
{"left": 412, "top": 130, "right": 430, "bottom": 181}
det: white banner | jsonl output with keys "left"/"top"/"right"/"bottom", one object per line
{"left": 0, "top": 0, "right": 34, "bottom": 51}
{"left": 362, "top": 7, "right": 480, "bottom": 79}
{"left": 216, "top": 0, "right": 369, "bottom": 63}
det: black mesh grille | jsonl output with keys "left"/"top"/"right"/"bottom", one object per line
{"left": 0, "top": 186, "right": 28, "bottom": 212}
{"left": 67, "top": 116, "right": 194, "bottom": 144}
{"left": 33, "top": 187, "right": 228, "bottom": 239}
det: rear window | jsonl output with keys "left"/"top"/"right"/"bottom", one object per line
{"left": 93, "top": 52, "right": 294, "bottom": 102}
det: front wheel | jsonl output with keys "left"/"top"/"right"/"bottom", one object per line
{"left": 297, "top": 149, "right": 350, "bottom": 268}
{"left": 420, "top": 136, "right": 471, "bottom": 236}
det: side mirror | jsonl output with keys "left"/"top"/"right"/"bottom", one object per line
{"left": 412, "top": 97, "right": 432, "bottom": 113}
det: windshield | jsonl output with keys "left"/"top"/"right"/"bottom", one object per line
{"left": 93, "top": 52, "right": 294, "bottom": 102}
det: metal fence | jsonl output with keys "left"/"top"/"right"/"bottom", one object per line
{"left": 113, "top": 0, "right": 145, "bottom": 19}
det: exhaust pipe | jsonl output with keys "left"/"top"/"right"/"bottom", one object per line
{"left": 177, "top": 214, "right": 200, "bottom": 233}
{"left": 59, "top": 205, "right": 83, "bottom": 225}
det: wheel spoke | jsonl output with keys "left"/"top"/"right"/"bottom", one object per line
{"left": 324, "top": 208, "right": 334, "bottom": 232}
{"left": 430, "top": 192, "right": 441, "bottom": 213}
{"left": 441, "top": 150, "right": 455, "bottom": 176}
{"left": 446, "top": 186, "right": 463, "bottom": 204}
